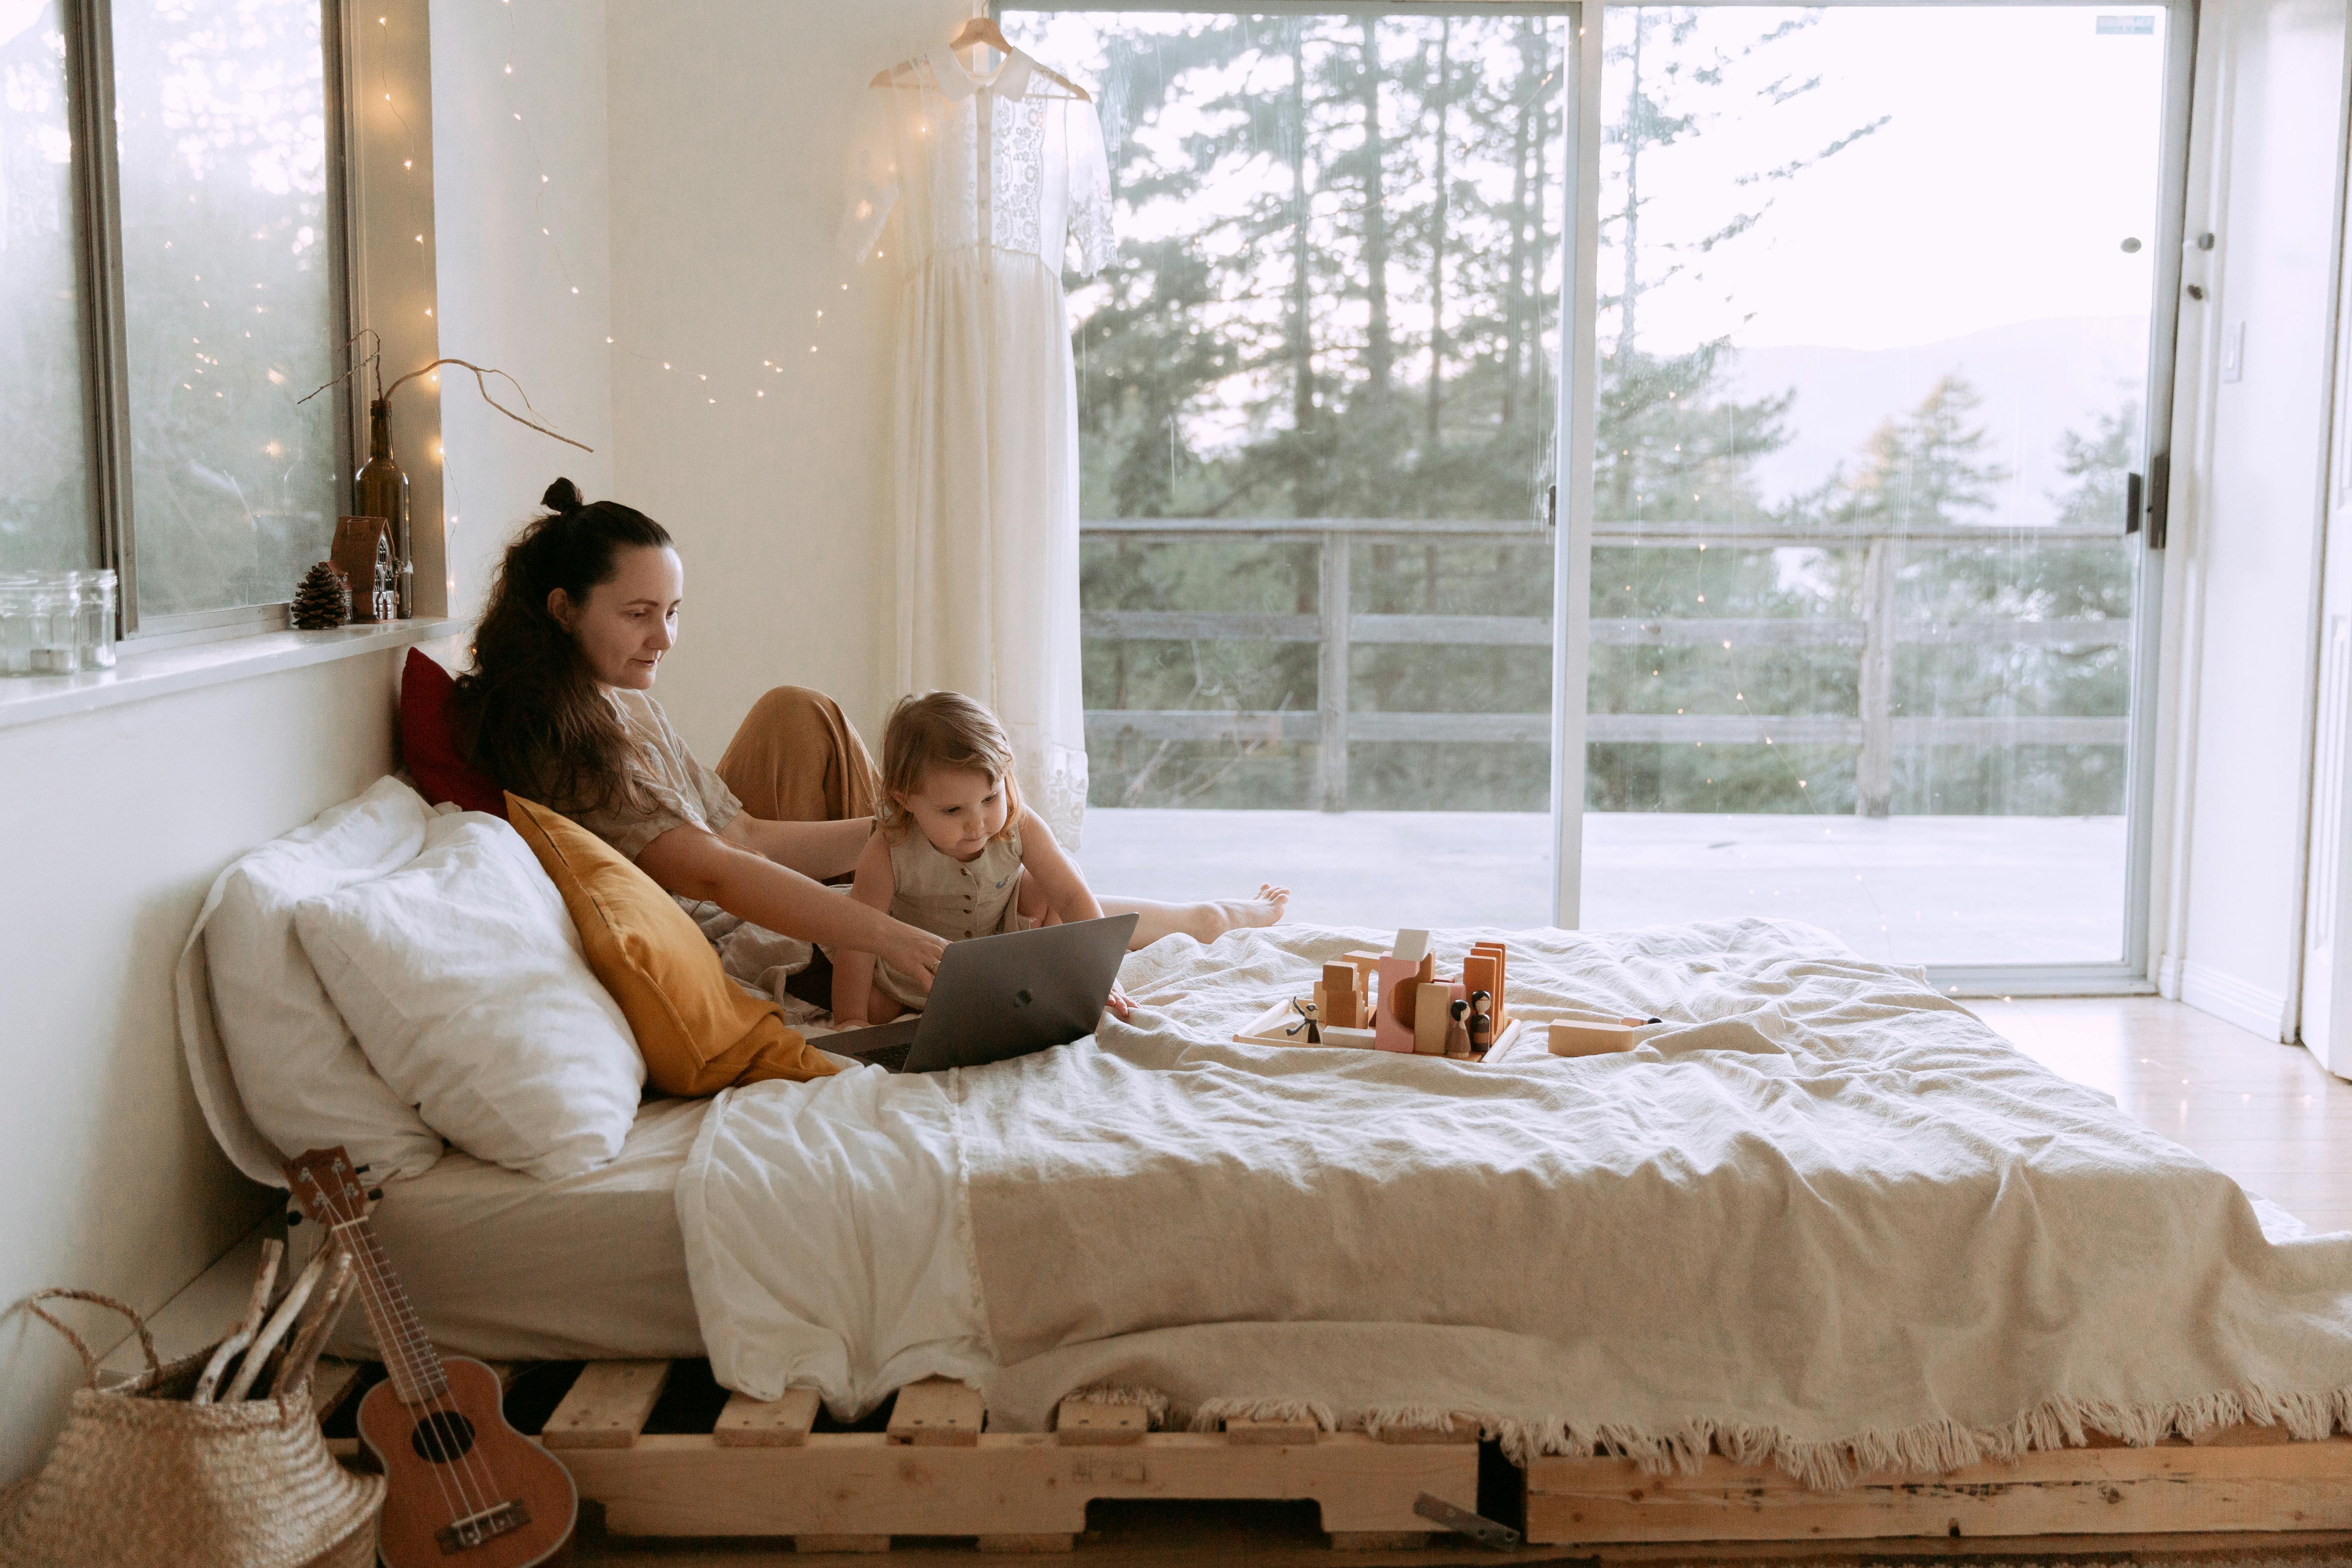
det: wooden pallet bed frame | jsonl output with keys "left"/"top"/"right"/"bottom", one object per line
{"left": 311, "top": 1357, "right": 2352, "bottom": 1553}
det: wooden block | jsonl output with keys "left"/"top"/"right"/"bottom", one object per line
{"left": 1322, "top": 1026, "right": 1376, "bottom": 1050}
{"left": 1225, "top": 1415, "right": 1320, "bottom": 1445}
{"left": 542, "top": 1359, "right": 671, "bottom": 1450}
{"left": 1549, "top": 1019, "right": 1637, "bottom": 1058}
{"left": 1056, "top": 1400, "right": 1149, "bottom": 1445}
{"left": 1374, "top": 954, "right": 1436, "bottom": 1054}
{"left": 1472, "top": 942, "right": 1509, "bottom": 1027}
{"left": 1479, "top": 1019, "right": 1530, "bottom": 1064}
{"left": 1391, "top": 929, "right": 1431, "bottom": 964}
{"left": 1338, "top": 952, "right": 1385, "bottom": 987}
{"left": 715, "top": 1386, "right": 820, "bottom": 1447}
{"left": 1415, "top": 980, "right": 1459, "bottom": 1054}
{"left": 797, "top": 1535, "right": 891, "bottom": 1552}
{"left": 1330, "top": 1531, "right": 1434, "bottom": 1550}
{"left": 1464, "top": 953, "right": 1500, "bottom": 1024}
{"left": 1375, "top": 1414, "right": 1479, "bottom": 1444}
{"left": 308, "top": 1358, "right": 363, "bottom": 1421}
{"left": 887, "top": 1377, "right": 983, "bottom": 1446}
{"left": 976, "top": 1533, "right": 1078, "bottom": 1552}
{"left": 1322, "top": 964, "right": 1360, "bottom": 1028}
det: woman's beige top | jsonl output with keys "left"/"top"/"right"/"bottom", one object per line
{"left": 871, "top": 824, "right": 1027, "bottom": 1009}
{"left": 565, "top": 691, "right": 831, "bottom": 1015}
{"left": 571, "top": 689, "right": 743, "bottom": 862}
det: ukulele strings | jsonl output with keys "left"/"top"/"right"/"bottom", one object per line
{"left": 357, "top": 1220, "right": 510, "bottom": 1524}
{"left": 336, "top": 1219, "right": 481, "bottom": 1528}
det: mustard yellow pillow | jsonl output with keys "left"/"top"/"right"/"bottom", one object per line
{"left": 506, "top": 793, "right": 837, "bottom": 1096}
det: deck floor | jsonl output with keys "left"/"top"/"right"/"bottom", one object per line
{"left": 1076, "top": 808, "right": 2127, "bottom": 968}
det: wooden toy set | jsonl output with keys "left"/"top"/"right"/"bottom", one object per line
{"left": 1233, "top": 931, "right": 1658, "bottom": 1063}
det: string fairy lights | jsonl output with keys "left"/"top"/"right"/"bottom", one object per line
{"left": 380, "top": 0, "right": 875, "bottom": 414}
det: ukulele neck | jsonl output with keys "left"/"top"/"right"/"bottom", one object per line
{"left": 335, "top": 1214, "right": 448, "bottom": 1405}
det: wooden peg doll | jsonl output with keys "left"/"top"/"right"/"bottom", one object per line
{"left": 1463, "top": 989, "right": 1494, "bottom": 1054}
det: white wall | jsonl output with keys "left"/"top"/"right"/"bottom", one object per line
{"left": 2163, "top": 0, "right": 2351, "bottom": 1040}
{"left": 0, "top": 657, "right": 405, "bottom": 1483}
{"left": 430, "top": 0, "right": 617, "bottom": 619}
{"left": 605, "top": 0, "right": 967, "bottom": 758}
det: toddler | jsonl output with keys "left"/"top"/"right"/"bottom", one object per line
{"left": 832, "top": 690, "right": 1131, "bottom": 1026}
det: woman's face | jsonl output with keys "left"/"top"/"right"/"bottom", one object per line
{"left": 551, "top": 545, "right": 684, "bottom": 690}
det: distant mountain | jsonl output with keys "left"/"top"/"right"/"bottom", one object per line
{"left": 1720, "top": 316, "right": 2150, "bottom": 530}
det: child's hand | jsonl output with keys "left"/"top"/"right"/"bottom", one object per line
{"left": 1105, "top": 983, "right": 1135, "bottom": 1022}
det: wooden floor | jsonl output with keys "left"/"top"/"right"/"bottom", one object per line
{"left": 1980, "top": 997, "right": 2352, "bottom": 1235}
{"left": 574, "top": 996, "right": 2352, "bottom": 1565}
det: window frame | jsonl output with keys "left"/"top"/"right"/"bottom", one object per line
{"left": 55, "top": 0, "right": 358, "bottom": 644}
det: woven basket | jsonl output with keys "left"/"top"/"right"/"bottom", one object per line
{"left": 0, "top": 1289, "right": 382, "bottom": 1568}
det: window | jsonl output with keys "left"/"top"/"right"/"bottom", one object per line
{"left": 3, "top": 0, "right": 348, "bottom": 637}
{"left": 1004, "top": 5, "right": 1574, "bottom": 929}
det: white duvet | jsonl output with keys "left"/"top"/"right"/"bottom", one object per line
{"left": 675, "top": 918, "right": 2352, "bottom": 1485}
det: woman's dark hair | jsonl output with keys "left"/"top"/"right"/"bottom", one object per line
{"left": 449, "top": 478, "right": 675, "bottom": 815}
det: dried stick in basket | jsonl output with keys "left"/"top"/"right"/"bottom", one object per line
{"left": 192, "top": 1238, "right": 283, "bottom": 1404}
{"left": 263, "top": 1247, "right": 356, "bottom": 1401}
{"left": 223, "top": 1246, "right": 331, "bottom": 1403}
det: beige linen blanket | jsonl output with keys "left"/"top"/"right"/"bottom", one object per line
{"left": 680, "top": 918, "right": 2352, "bottom": 1487}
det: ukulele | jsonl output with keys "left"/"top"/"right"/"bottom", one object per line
{"left": 285, "top": 1148, "right": 577, "bottom": 1568}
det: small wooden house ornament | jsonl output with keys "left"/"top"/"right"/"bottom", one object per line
{"left": 332, "top": 515, "right": 397, "bottom": 624}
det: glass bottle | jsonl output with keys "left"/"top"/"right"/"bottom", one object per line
{"left": 70, "top": 568, "right": 117, "bottom": 670}
{"left": 355, "top": 397, "right": 412, "bottom": 619}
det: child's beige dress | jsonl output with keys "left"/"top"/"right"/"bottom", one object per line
{"left": 870, "top": 825, "right": 1028, "bottom": 1009}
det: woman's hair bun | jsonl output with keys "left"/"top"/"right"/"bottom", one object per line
{"left": 541, "top": 476, "right": 585, "bottom": 515}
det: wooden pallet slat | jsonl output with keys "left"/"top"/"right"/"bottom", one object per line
{"left": 565, "top": 1428, "right": 1477, "bottom": 1541}
{"left": 540, "top": 1359, "right": 671, "bottom": 1451}
{"left": 1373, "top": 1414, "right": 1478, "bottom": 1446}
{"left": 888, "top": 1377, "right": 984, "bottom": 1446}
{"left": 1523, "top": 1433, "right": 2352, "bottom": 1545}
{"left": 715, "top": 1386, "right": 820, "bottom": 1448}
{"left": 1054, "top": 1400, "right": 1150, "bottom": 1446}
{"left": 1224, "top": 1414, "right": 1320, "bottom": 1446}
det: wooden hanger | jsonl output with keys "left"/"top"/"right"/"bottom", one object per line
{"left": 869, "top": 13, "right": 1093, "bottom": 101}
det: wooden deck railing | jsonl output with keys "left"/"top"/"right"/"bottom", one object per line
{"left": 1080, "top": 519, "right": 2134, "bottom": 814}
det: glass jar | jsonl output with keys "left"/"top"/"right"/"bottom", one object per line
{"left": 28, "top": 582, "right": 76, "bottom": 675}
{"left": 0, "top": 573, "right": 35, "bottom": 677}
{"left": 70, "top": 568, "right": 117, "bottom": 670}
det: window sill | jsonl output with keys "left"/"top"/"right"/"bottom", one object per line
{"left": 0, "top": 618, "right": 466, "bottom": 733}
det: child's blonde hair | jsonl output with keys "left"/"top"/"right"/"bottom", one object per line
{"left": 877, "top": 691, "right": 1023, "bottom": 842}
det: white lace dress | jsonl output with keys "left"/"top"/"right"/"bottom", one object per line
{"left": 843, "top": 44, "right": 1114, "bottom": 847}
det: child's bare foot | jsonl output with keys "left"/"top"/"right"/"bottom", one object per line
{"left": 1176, "top": 884, "right": 1289, "bottom": 944}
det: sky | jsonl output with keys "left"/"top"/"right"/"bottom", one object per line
{"left": 1610, "top": 5, "right": 2170, "bottom": 355}
{"left": 1009, "top": 5, "right": 2172, "bottom": 357}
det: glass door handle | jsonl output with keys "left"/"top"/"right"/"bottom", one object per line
{"left": 2127, "top": 471, "right": 2142, "bottom": 535}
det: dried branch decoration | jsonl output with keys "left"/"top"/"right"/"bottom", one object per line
{"left": 299, "top": 346, "right": 593, "bottom": 454}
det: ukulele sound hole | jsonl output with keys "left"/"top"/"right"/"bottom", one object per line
{"left": 409, "top": 1410, "right": 478, "bottom": 1464}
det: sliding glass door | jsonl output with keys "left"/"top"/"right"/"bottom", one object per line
{"left": 1573, "top": 2, "right": 2190, "bottom": 985}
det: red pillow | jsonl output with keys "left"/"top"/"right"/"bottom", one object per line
{"left": 399, "top": 647, "right": 507, "bottom": 817}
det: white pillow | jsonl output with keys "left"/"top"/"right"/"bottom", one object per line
{"left": 294, "top": 811, "right": 645, "bottom": 1180}
{"left": 201, "top": 776, "right": 445, "bottom": 1182}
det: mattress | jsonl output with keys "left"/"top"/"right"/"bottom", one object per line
{"left": 320, "top": 1096, "right": 710, "bottom": 1363}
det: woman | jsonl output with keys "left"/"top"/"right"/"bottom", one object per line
{"left": 451, "top": 479, "right": 1286, "bottom": 1012}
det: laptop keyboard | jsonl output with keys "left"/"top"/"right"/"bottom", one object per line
{"left": 848, "top": 1039, "right": 915, "bottom": 1074}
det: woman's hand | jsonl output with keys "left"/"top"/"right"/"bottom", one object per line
{"left": 1105, "top": 982, "right": 1135, "bottom": 1022}
{"left": 880, "top": 922, "right": 949, "bottom": 995}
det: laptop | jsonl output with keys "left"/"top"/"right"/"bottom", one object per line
{"left": 826, "top": 912, "right": 1140, "bottom": 1074}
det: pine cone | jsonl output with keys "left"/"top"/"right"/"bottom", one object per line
{"left": 293, "top": 560, "right": 351, "bottom": 630}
